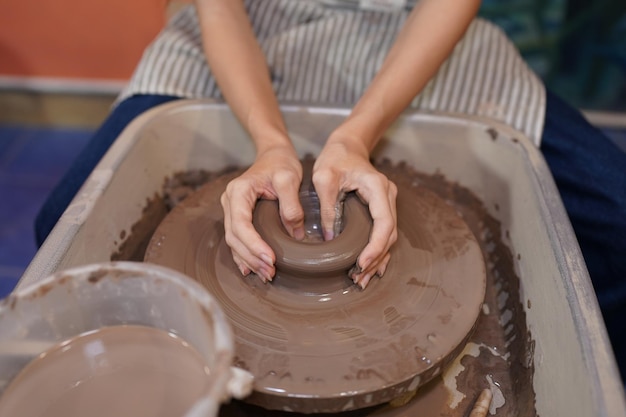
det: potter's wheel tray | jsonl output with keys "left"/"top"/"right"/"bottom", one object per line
{"left": 144, "top": 165, "right": 486, "bottom": 413}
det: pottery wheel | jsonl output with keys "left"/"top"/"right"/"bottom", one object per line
{"left": 144, "top": 164, "right": 486, "bottom": 413}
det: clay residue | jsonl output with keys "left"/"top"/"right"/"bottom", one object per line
{"left": 111, "top": 160, "right": 536, "bottom": 417}
{"left": 110, "top": 193, "right": 167, "bottom": 262}
{"left": 377, "top": 159, "right": 536, "bottom": 416}
{"left": 110, "top": 168, "right": 237, "bottom": 262}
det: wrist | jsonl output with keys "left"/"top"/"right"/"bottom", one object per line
{"left": 254, "top": 134, "right": 297, "bottom": 158}
{"left": 329, "top": 102, "right": 390, "bottom": 153}
{"left": 325, "top": 132, "right": 371, "bottom": 160}
{"left": 327, "top": 122, "right": 380, "bottom": 156}
{"left": 247, "top": 114, "right": 294, "bottom": 156}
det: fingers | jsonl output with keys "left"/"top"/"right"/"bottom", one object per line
{"left": 220, "top": 148, "right": 303, "bottom": 284}
{"left": 350, "top": 174, "right": 398, "bottom": 289}
{"left": 351, "top": 225, "right": 394, "bottom": 289}
{"left": 358, "top": 176, "right": 397, "bottom": 266}
{"left": 355, "top": 252, "right": 391, "bottom": 289}
{"left": 312, "top": 168, "right": 341, "bottom": 241}
{"left": 313, "top": 158, "right": 398, "bottom": 290}
{"left": 221, "top": 181, "right": 276, "bottom": 283}
{"left": 232, "top": 253, "right": 250, "bottom": 276}
{"left": 272, "top": 170, "right": 305, "bottom": 240}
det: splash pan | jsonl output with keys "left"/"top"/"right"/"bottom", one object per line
{"left": 21, "top": 100, "right": 626, "bottom": 417}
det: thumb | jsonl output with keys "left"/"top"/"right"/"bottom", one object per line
{"left": 274, "top": 176, "right": 305, "bottom": 240}
{"left": 313, "top": 171, "right": 341, "bottom": 241}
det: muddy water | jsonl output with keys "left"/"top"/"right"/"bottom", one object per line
{"left": 0, "top": 325, "right": 212, "bottom": 417}
{"left": 111, "top": 160, "right": 537, "bottom": 416}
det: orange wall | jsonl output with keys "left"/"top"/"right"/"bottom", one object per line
{"left": 0, "top": 0, "right": 168, "bottom": 81}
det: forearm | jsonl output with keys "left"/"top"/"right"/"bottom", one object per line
{"left": 330, "top": 0, "right": 481, "bottom": 151}
{"left": 194, "top": 0, "right": 292, "bottom": 154}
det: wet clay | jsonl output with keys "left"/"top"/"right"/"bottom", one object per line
{"left": 113, "top": 160, "right": 536, "bottom": 416}
{"left": 0, "top": 325, "right": 212, "bottom": 417}
{"left": 253, "top": 159, "right": 372, "bottom": 279}
{"left": 143, "top": 160, "right": 487, "bottom": 413}
{"left": 254, "top": 194, "right": 370, "bottom": 278}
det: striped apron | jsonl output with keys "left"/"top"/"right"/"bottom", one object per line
{"left": 119, "top": 0, "right": 545, "bottom": 145}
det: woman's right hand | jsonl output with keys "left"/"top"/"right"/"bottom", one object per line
{"left": 313, "top": 136, "right": 398, "bottom": 289}
{"left": 220, "top": 145, "right": 304, "bottom": 283}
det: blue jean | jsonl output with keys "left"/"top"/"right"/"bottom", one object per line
{"left": 35, "top": 92, "right": 626, "bottom": 379}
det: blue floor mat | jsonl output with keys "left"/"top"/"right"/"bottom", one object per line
{"left": 0, "top": 125, "right": 92, "bottom": 298}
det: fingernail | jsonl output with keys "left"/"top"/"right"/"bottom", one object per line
{"left": 359, "top": 273, "right": 373, "bottom": 289}
{"left": 324, "top": 229, "right": 334, "bottom": 241}
{"left": 378, "top": 264, "right": 387, "bottom": 278}
{"left": 293, "top": 227, "right": 305, "bottom": 241}
{"left": 352, "top": 271, "right": 365, "bottom": 286}
{"left": 359, "top": 257, "right": 372, "bottom": 272}
{"left": 259, "top": 267, "right": 273, "bottom": 283}
{"left": 254, "top": 271, "right": 267, "bottom": 283}
{"left": 238, "top": 264, "right": 249, "bottom": 276}
{"left": 349, "top": 259, "right": 362, "bottom": 276}
{"left": 260, "top": 253, "right": 274, "bottom": 267}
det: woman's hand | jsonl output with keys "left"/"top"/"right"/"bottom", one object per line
{"left": 305, "top": 0, "right": 478, "bottom": 289}
{"left": 197, "top": 0, "right": 304, "bottom": 283}
{"left": 221, "top": 145, "right": 304, "bottom": 283}
{"left": 313, "top": 135, "right": 398, "bottom": 289}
